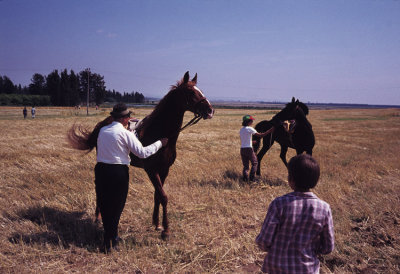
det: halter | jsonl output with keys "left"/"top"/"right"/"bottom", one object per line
{"left": 180, "top": 93, "right": 208, "bottom": 132}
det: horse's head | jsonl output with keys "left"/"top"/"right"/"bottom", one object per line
{"left": 178, "top": 71, "right": 214, "bottom": 120}
{"left": 273, "top": 97, "right": 308, "bottom": 122}
{"left": 273, "top": 97, "right": 298, "bottom": 121}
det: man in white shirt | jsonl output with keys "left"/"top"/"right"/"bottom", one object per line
{"left": 95, "top": 103, "right": 168, "bottom": 253}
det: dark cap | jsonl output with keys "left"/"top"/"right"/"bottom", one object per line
{"left": 242, "top": 115, "right": 255, "bottom": 122}
{"left": 110, "top": 103, "right": 132, "bottom": 118}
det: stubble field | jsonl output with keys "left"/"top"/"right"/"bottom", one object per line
{"left": 0, "top": 106, "right": 399, "bottom": 273}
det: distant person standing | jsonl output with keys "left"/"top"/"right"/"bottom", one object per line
{"left": 23, "top": 107, "right": 27, "bottom": 119}
{"left": 31, "top": 106, "right": 36, "bottom": 118}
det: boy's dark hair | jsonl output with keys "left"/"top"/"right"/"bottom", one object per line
{"left": 242, "top": 120, "right": 251, "bottom": 126}
{"left": 288, "top": 154, "right": 320, "bottom": 190}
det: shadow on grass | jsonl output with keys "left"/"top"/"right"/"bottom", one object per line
{"left": 123, "top": 234, "right": 162, "bottom": 249}
{"left": 264, "top": 177, "right": 286, "bottom": 187}
{"left": 187, "top": 170, "right": 286, "bottom": 189}
{"left": 224, "top": 170, "right": 286, "bottom": 187}
{"left": 8, "top": 206, "right": 102, "bottom": 252}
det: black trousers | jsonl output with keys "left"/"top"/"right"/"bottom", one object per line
{"left": 95, "top": 162, "right": 129, "bottom": 246}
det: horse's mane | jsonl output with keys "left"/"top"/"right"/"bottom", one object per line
{"left": 269, "top": 99, "right": 309, "bottom": 126}
{"left": 297, "top": 101, "right": 309, "bottom": 115}
{"left": 271, "top": 101, "right": 295, "bottom": 122}
{"left": 145, "top": 88, "right": 176, "bottom": 121}
{"left": 138, "top": 79, "right": 196, "bottom": 131}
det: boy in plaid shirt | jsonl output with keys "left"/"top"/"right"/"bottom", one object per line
{"left": 256, "top": 154, "right": 334, "bottom": 273}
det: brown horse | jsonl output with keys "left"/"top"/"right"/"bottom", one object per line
{"left": 68, "top": 71, "right": 214, "bottom": 239}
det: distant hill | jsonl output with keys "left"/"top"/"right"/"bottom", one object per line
{"left": 197, "top": 100, "right": 400, "bottom": 110}
{"left": 143, "top": 97, "right": 399, "bottom": 109}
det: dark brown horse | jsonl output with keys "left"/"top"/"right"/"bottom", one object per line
{"left": 253, "top": 98, "right": 315, "bottom": 175}
{"left": 68, "top": 71, "right": 214, "bottom": 239}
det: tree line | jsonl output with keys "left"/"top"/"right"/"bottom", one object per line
{"left": 0, "top": 69, "right": 145, "bottom": 106}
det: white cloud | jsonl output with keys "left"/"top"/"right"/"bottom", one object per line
{"left": 96, "top": 29, "right": 117, "bottom": 38}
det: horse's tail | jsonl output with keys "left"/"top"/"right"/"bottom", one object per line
{"left": 67, "top": 124, "right": 92, "bottom": 151}
{"left": 67, "top": 116, "right": 114, "bottom": 152}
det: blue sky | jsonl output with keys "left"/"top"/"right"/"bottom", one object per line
{"left": 1, "top": 0, "right": 400, "bottom": 105}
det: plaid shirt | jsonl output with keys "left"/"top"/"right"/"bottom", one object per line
{"left": 256, "top": 192, "right": 334, "bottom": 273}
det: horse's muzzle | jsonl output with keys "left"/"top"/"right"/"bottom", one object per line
{"left": 203, "top": 108, "right": 214, "bottom": 119}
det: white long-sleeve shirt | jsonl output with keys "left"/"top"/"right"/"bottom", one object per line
{"left": 97, "top": 121, "right": 162, "bottom": 165}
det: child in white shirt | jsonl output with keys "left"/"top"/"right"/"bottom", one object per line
{"left": 240, "top": 115, "right": 274, "bottom": 181}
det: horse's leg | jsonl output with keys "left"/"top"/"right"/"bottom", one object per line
{"left": 159, "top": 169, "right": 170, "bottom": 239}
{"left": 152, "top": 167, "right": 170, "bottom": 231}
{"left": 152, "top": 192, "right": 162, "bottom": 231}
{"left": 147, "top": 171, "right": 169, "bottom": 240}
{"left": 256, "top": 136, "right": 272, "bottom": 176}
{"left": 280, "top": 145, "right": 289, "bottom": 167}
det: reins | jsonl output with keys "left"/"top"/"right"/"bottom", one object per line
{"left": 180, "top": 114, "right": 202, "bottom": 131}
{"left": 269, "top": 129, "right": 273, "bottom": 148}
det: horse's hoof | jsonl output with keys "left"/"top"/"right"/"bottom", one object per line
{"left": 155, "top": 225, "right": 163, "bottom": 231}
{"left": 161, "top": 230, "right": 169, "bottom": 240}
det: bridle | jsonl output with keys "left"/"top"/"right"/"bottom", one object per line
{"left": 180, "top": 91, "right": 208, "bottom": 132}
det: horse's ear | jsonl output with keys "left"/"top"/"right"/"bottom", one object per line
{"left": 183, "top": 71, "right": 190, "bottom": 83}
{"left": 291, "top": 97, "right": 295, "bottom": 103}
{"left": 191, "top": 73, "right": 197, "bottom": 84}
{"left": 296, "top": 99, "right": 299, "bottom": 103}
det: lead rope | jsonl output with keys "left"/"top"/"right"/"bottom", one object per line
{"left": 269, "top": 129, "right": 273, "bottom": 148}
{"left": 180, "top": 114, "right": 202, "bottom": 131}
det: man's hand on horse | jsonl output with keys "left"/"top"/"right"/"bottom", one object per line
{"left": 161, "top": 138, "right": 168, "bottom": 147}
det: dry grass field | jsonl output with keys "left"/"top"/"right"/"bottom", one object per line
{"left": 0, "top": 105, "right": 399, "bottom": 273}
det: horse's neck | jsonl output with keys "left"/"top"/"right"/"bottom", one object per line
{"left": 157, "top": 107, "right": 184, "bottom": 136}
{"left": 273, "top": 107, "right": 292, "bottom": 121}
{"left": 271, "top": 111, "right": 287, "bottom": 125}
{"left": 295, "top": 111, "right": 312, "bottom": 130}
{"left": 144, "top": 98, "right": 185, "bottom": 144}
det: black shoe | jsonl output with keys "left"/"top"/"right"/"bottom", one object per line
{"left": 249, "top": 176, "right": 259, "bottom": 182}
